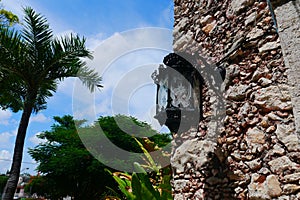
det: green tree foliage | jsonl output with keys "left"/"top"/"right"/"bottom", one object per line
{"left": 28, "top": 116, "right": 116, "bottom": 200}
{"left": 94, "top": 115, "right": 170, "bottom": 152}
{"left": 0, "top": 175, "right": 8, "bottom": 196}
{"left": 28, "top": 115, "right": 171, "bottom": 200}
{"left": 24, "top": 176, "right": 48, "bottom": 197}
{"left": 0, "top": 7, "right": 101, "bottom": 200}
{"left": 0, "top": 0, "right": 19, "bottom": 26}
{"left": 78, "top": 115, "right": 171, "bottom": 172}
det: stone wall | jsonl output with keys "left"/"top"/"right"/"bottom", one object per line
{"left": 273, "top": 0, "right": 300, "bottom": 135}
{"left": 171, "top": 0, "right": 300, "bottom": 199}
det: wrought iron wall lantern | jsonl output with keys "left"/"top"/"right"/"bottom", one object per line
{"left": 152, "top": 53, "right": 203, "bottom": 133}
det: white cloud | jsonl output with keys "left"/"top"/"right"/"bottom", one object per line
{"left": 0, "top": 150, "right": 12, "bottom": 173}
{"left": 57, "top": 77, "right": 76, "bottom": 96}
{"left": 30, "top": 113, "right": 50, "bottom": 123}
{"left": 0, "top": 109, "right": 13, "bottom": 125}
{"left": 0, "top": 150, "right": 12, "bottom": 160}
{"left": 29, "top": 132, "right": 46, "bottom": 145}
{"left": 0, "top": 132, "right": 13, "bottom": 145}
{"left": 11, "top": 128, "right": 18, "bottom": 136}
{"left": 1, "top": 0, "right": 26, "bottom": 18}
{"left": 72, "top": 28, "right": 172, "bottom": 131}
{"left": 0, "top": 128, "right": 16, "bottom": 149}
{"left": 95, "top": 98, "right": 112, "bottom": 116}
{"left": 86, "top": 32, "right": 106, "bottom": 51}
{"left": 159, "top": 3, "right": 174, "bottom": 27}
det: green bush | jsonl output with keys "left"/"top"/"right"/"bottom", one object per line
{"left": 0, "top": 174, "right": 9, "bottom": 194}
{"left": 106, "top": 138, "right": 172, "bottom": 200}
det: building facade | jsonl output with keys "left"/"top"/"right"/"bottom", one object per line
{"left": 171, "top": 0, "right": 300, "bottom": 199}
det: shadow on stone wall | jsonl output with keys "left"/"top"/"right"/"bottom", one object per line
{"left": 198, "top": 149, "right": 239, "bottom": 200}
{"left": 171, "top": 145, "right": 244, "bottom": 199}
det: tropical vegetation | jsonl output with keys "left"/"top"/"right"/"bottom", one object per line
{"left": 0, "top": 5, "right": 173, "bottom": 200}
{"left": 106, "top": 138, "right": 172, "bottom": 200}
{"left": 26, "top": 115, "right": 171, "bottom": 200}
{"left": 0, "top": 0, "right": 19, "bottom": 26}
{"left": 0, "top": 7, "right": 101, "bottom": 199}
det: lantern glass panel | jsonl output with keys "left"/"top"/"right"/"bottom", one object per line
{"left": 170, "top": 76, "right": 192, "bottom": 108}
{"left": 157, "top": 76, "right": 168, "bottom": 112}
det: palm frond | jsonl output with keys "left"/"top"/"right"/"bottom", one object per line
{"left": 0, "top": 26, "right": 27, "bottom": 75}
{"left": 0, "top": 6, "right": 102, "bottom": 114}
{"left": 32, "top": 79, "right": 58, "bottom": 112}
{"left": 0, "top": 25, "right": 29, "bottom": 111}
{"left": 77, "top": 65, "right": 102, "bottom": 92}
{"left": 0, "top": 70, "right": 26, "bottom": 112}
{"left": 22, "top": 7, "right": 53, "bottom": 69}
{"left": 45, "top": 34, "right": 101, "bottom": 92}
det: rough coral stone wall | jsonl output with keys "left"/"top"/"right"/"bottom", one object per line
{"left": 171, "top": 0, "right": 300, "bottom": 199}
{"left": 273, "top": 0, "right": 300, "bottom": 135}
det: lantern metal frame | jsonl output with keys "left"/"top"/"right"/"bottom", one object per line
{"left": 152, "top": 53, "right": 203, "bottom": 133}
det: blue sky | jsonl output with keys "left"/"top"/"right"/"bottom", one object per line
{"left": 0, "top": 0, "right": 173, "bottom": 174}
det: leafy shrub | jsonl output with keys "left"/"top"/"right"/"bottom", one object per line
{"left": 106, "top": 138, "right": 172, "bottom": 200}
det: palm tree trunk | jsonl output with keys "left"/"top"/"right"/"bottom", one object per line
{"left": 2, "top": 103, "right": 33, "bottom": 200}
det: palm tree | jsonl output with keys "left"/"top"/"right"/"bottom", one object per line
{"left": 0, "top": 7, "right": 102, "bottom": 200}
